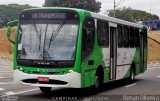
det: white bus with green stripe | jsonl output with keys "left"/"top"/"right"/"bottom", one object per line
{"left": 6, "top": 7, "right": 147, "bottom": 93}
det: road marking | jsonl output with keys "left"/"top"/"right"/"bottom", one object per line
{"left": 5, "top": 91, "right": 16, "bottom": 95}
{"left": 0, "top": 77, "right": 12, "bottom": 79}
{"left": 0, "top": 88, "right": 5, "bottom": 91}
{"left": 147, "top": 67, "right": 160, "bottom": 70}
{"left": 0, "top": 88, "right": 39, "bottom": 97}
{"left": 156, "top": 75, "right": 160, "bottom": 78}
{"left": 0, "top": 71, "right": 13, "bottom": 73}
{"left": 125, "top": 83, "right": 136, "bottom": 88}
{"left": 0, "top": 81, "right": 15, "bottom": 85}
{"left": 11, "top": 88, "right": 39, "bottom": 95}
{"left": 148, "top": 65, "right": 160, "bottom": 67}
{"left": 147, "top": 68, "right": 156, "bottom": 70}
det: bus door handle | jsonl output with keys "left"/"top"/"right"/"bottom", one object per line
{"left": 88, "top": 60, "right": 94, "bottom": 65}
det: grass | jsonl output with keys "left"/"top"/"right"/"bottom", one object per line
{"left": 148, "top": 31, "right": 160, "bottom": 63}
{"left": 0, "top": 28, "right": 14, "bottom": 60}
{"left": 0, "top": 52, "right": 13, "bottom": 59}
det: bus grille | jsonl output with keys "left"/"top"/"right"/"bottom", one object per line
{"left": 22, "top": 79, "right": 68, "bottom": 85}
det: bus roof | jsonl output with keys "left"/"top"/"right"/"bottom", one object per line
{"left": 21, "top": 7, "right": 86, "bottom": 13}
{"left": 91, "top": 12, "right": 143, "bottom": 28}
{"left": 22, "top": 7, "right": 144, "bottom": 28}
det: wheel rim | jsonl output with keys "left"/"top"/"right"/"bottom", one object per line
{"left": 95, "top": 76, "right": 100, "bottom": 88}
{"left": 131, "top": 70, "right": 135, "bottom": 80}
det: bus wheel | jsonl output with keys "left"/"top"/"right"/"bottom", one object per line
{"left": 39, "top": 87, "right": 52, "bottom": 93}
{"left": 93, "top": 74, "right": 101, "bottom": 93}
{"left": 130, "top": 68, "right": 135, "bottom": 82}
{"left": 95, "top": 75, "right": 100, "bottom": 89}
{"left": 93, "top": 67, "right": 104, "bottom": 93}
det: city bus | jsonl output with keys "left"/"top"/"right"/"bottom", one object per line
{"left": 6, "top": 7, "right": 147, "bottom": 93}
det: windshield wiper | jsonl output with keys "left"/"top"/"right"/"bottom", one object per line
{"left": 33, "top": 24, "right": 41, "bottom": 51}
{"left": 47, "top": 21, "right": 65, "bottom": 51}
{"left": 43, "top": 48, "right": 52, "bottom": 60}
{"left": 18, "top": 26, "right": 23, "bottom": 43}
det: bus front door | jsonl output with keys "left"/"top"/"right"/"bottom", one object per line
{"left": 140, "top": 33, "right": 144, "bottom": 73}
{"left": 109, "top": 23, "right": 117, "bottom": 80}
{"left": 140, "top": 31, "right": 147, "bottom": 73}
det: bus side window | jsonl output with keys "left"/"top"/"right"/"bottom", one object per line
{"left": 135, "top": 28, "right": 140, "bottom": 47}
{"left": 82, "top": 17, "right": 95, "bottom": 60}
{"left": 129, "top": 27, "right": 135, "bottom": 48}
{"left": 117, "top": 25, "right": 123, "bottom": 48}
{"left": 97, "top": 19, "right": 109, "bottom": 47}
{"left": 123, "top": 26, "right": 129, "bottom": 48}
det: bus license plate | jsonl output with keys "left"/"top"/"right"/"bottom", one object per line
{"left": 38, "top": 77, "right": 49, "bottom": 82}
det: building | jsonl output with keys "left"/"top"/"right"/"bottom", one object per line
{"left": 142, "top": 20, "right": 160, "bottom": 31}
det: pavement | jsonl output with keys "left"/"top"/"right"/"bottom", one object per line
{"left": 0, "top": 58, "right": 13, "bottom": 77}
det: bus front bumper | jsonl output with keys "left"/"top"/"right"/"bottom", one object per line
{"left": 14, "top": 69, "right": 81, "bottom": 88}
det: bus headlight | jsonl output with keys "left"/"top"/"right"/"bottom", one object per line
{"left": 69, "top": 69, "right": 74, "bottom": 73}
{"left": 19, "top": 67, "right": 23, "bottom": 71}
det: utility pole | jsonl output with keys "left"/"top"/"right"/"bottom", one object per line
{"left": 113, "top": 0, "right": 126, "bottom": 17}
{"left": 149, "top": 8, "right": 153, "bottom": 14}
{"left": 114, "top": 0, "right": 116, "bottom": 17}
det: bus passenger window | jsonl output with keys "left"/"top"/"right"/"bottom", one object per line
{"left": 129, "top": 27, "right": 135, "bottom": 48}
{"left": 97, "top": 20, "right": 109, "bottom": 47}
{"left": 135, "top": 28, "right": 140, "bottom": 47}
{"left": 122, "top": 26, "right": 129, "bottom": 48}
{"left": 82, "top": 29, "right": 87, "bottom": 52}
{"left": 82, "top": 17, "right": 95, "bottom": 60}
{"left": 117, "top": 25, "right": 123, "bottom": 48}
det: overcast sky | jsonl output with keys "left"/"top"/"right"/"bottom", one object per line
{"left": 0, "top": 0, "right": 160, "bottom": 17}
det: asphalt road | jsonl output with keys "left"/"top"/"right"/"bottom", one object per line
{"left": 0, "top": 58, "right": 160, "bottom": 101}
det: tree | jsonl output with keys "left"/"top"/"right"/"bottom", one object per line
{"left": 108, "top": 7, "right": 159, "bottom": 22}
{"left": 0, "top": 4, "right": 34, "bottom": 27}
{"left": 44, "top": 0, "right": 101, "bottom": 13}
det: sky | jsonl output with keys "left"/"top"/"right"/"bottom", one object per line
{"left": 0, "top": 0, "right": 160, "bottom": 17}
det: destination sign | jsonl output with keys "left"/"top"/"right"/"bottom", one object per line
{"left": 20, "top": 10, "right": 79, "bottom": 21}
{"left": 31, "top": 13, "right": 66, "bottom": 19}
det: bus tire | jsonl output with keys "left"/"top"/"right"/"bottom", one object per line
{"left": 93, "top": 67, "right": 104, "bottom": 93}
{"left": 93, "top": 74, "right": 100, "bottom": 93}
{"left": 95, "top": 74, "right": 100, "bottom": 88}
{"left": 129, "top": 64, "right": 136, "bottom": 82}
{"left": 39, "top": 87, "right": 52, "bottom": 93}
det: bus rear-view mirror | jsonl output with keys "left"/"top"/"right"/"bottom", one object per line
{"left": 6, "top": 20, "right": 18, "bottom": 44}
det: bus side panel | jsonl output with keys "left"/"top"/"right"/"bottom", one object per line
{"left": 134, "top": 48, "right": 141, "bottom": 75}
{"left": 81, "top": 37, "right": 108, "bottom": 88}
{"left": 80, "top": 12, "right": 97, "bottom": 88}
{"left": 81, "top": 13, "right": 110, "bottom": 88}
{"left": 101, "top": 48, "right": 110, "bottom": 83}
{"left": 123, "top": 47, "right": 140, "bottom": 78}
{"left": 117, "top": 48, "right": 136, "bottom": 79}
{"left": 143, "top": 47, "right": 148, "bottom": 72}
{"left": 81, "top": 55, "right": 103, "bottom": 88}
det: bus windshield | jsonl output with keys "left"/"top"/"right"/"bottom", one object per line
{"left": 17, "top": 20, "right": 79, "bottom": 62}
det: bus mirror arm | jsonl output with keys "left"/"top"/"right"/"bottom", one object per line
{"left": 6, "top": 20, "right": 18, "bottom": 44}
{"left": 8, "top": 37, "right": 15, "bottom": 44}
{"left": 7, "top": 26, "right": 15, "bottom": 44}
